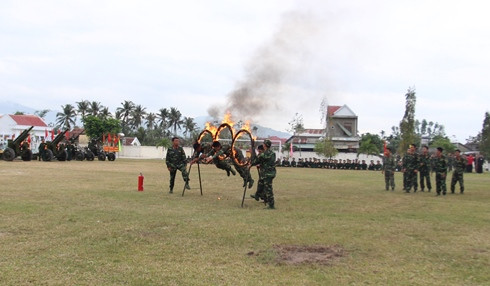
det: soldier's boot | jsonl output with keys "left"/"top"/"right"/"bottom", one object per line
{"left": 385, "top": 185, "right": 389, "bottom": 191}
{"left": 460, "top": 187, "right": 464, "bottom": 194}
{"left": 230, "top": 168, "right": 236, "bottom": 176}
{"left": 421, "top": 188, "right": 425, "bottom": 192}
{"left": 226, "top": 170, "right": 230, "bottom": 176}
{"left": 428, "top": 188, "right": 431, "bottom": 192}
{"left": 250, "top": 193, "right": 260, "bottom": 201}
{"left": 450, "top": 186, "right": 455, "bottom": 194}
{"left": 248, "top": 179, "right": 254, "bottom": 189}
{"left": 242, "top": 179, "right": 247, "bottom": 188}
{"left": 185, "top": 183, "right": 191, "bottom": 190}
{"left": 267, "top": 199, "right": 275, "bottom": 209}
{"left": 169, "top": 187, "right": 173, "bottom": 194}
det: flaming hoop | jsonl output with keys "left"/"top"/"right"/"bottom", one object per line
{"left": 231, "top": 129, "right": 255, "bottom": 167}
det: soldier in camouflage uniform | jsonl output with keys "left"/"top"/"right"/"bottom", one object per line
{"left": 403, "top": 144, "right": 419, "bottom": 193}
{"left": 251, "top": 139, "right": 276, "bottom": 209}
{"left": 165, "top": 137, "right": 190, "bottom": 193}
{"left": 205, "top": 141, "right": 236, "bottom": 177}
{"left": 382, "top": 147, "right": 396, "bottom": 191}
{"left": 419, "top": 145, "right": 432, "bottom": 192}
{"left": 231, "top": 146, "right": 254, "bottom": 189}
{"left": 433, "top": 147, "right": 447, "bottom": 196}
{"left": 251, "top": 145, "right": 265, "bottom": 202}
{"left": 450, "top": 149, "right": 467, "bottom": 194}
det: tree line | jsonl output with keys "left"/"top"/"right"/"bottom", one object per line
{"left": 54, "top": 100, "right": 198, "bottom": 146}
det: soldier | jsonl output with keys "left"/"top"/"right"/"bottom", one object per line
{"left": 419, "top": 145, "right": 432, "bottom": 192}
{"left": 250, "top": 145, "right": 265, "bottom": 202}
{"left": 205, "top": 141, "right": 236, "bottom": 177}
{"left": 382, "top": 147, "right": 396, "bottom": 191}
{"left": 281, "top": 157, "right": 290, "bottom": 167}
{"left": 231, "top": 145, "right": 254, "bottom": 189}
{"left": 368, "top": 160, "right": 375, "bottom": 170}
{"left": 165, "top": 137, "right": 190, "bottom": 194}
{"left": 450, "top": 149, "right": 467, "bottom": 194}
{"left": 291, "top": 157, "right": 297, "bottom": 167}
{"left": 251, "top": 139, "right": 276, "bottom": 209}
{"left": 361, "top": 160, "right": 368, "bottom": 170}
{"left": 403, "top": 144, "right": 419, "bottom": 193}
{"left": 433, "top": 147, "right": 448, "bottom": 196}
{"left": 375, "top": 160, "right": 382, "bottom": 171}
{"left": 38, "top": 139, "right": 46, "bottom": 161}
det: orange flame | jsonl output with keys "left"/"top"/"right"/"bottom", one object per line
{"left": 241, "top": 120, "right": 257, "bottom": 140}
{"left": 221, "top": 111, "right": 235, "bottom": 128}
{"left": 204, "top": 122, "right": 218, "bottom": 135}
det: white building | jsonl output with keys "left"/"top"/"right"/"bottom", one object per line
{"left": 0, "top": 114, "right": 49, "bottom": 151}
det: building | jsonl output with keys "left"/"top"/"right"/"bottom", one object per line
{"left": 325, "top": 105, "right": 360, "bottom": 151}
{"left": 285, "top": 105, "right": 360, "bottom": 152}
{"left": 0, "top": 114, "right": 49, "bottom": 150}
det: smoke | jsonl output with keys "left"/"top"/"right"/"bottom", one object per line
{"left": 208, "top": 10, "right": 328, "bottom": 124}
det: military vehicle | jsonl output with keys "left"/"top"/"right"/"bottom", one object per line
{"left": 42, "top": 130, "right": 69, "bottom": 161}
{"left": 2, "top": 126, "right": 34, "bottom": 161}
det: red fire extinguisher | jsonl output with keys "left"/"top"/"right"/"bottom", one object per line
{"left": 138, "top": 172, "right": 144, "bottom": 191}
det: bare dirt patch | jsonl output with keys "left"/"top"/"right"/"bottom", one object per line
{"left": 248, "top": 244, "right": 346, "bottom": 265}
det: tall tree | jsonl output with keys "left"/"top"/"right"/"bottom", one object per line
{"left": 131, "top": 104, "right": 147, "bottom": 129}
{"left": 35, "top": 109, "right": 50, "bottom": 119}
{"left": 146, "top": 112, "right": 157, "bottom": 130}
{"left": 99, "top": 107, "right": 112, "bottom": 120}
{"left": 82, "top": 115, "right": 121, "bottom": 140}
{"left": 398, "top": 87, "right": 417, "bottom": 154}
{"left": 480, "top": 112, "right": 490, "bottom": 158}
{"left": 56, "top": 104, "right": 77, "bottom": 130}
{"left": 76, "top": 100, "right": 90, "bottom": 121}
{"left": 88, "top": 101, "right": 103, "bottom": 116}
{"left": 182, "top": 116, "right": 197, "bottom": 138}
{"left": 116, "top": 100, "right": 135, "bottom": 133}
{"left": 157, "top": 108, "right": 170, "bottom": 130}
{"left": 168, "top": 107, "right": 183, "bottom": 135}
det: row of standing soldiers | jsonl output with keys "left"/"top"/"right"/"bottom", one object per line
{"left": 277, "top": 157, "right": 384, "bottom": 170}
{"left": 382, "top": 144, "right": 467, "bottom": 195}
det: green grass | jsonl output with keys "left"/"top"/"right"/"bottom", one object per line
{"left": 0, "top": 159, "right": 489, "bottom": 285}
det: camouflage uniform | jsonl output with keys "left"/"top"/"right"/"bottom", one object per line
{"left": 419, "top": 153, "right": 432, "bottom": 192}
{"left": 433, "top": 154, "right": 447, "bottom": 195}
{"left": 450, "top": 155, "right": 467, "bottom": 194}
{"left": 251, "top": 146, "right": 276, "bottom": 208}
{"left": 166, "top": 146, "right": 189, "bottom": 192}
{"left": 230, "top": 147, "right": 253, "bottom": 188}
{"left": 383, "top": 155, "right": 396, "bottom": 191}
{"left": 403, "top": 152, "right": 419, "bottom": 192}
{"left": 207, "top": 148, "right": 236, "bottom": 176}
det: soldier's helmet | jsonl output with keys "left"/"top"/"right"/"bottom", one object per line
{"left": 212, "top": 141, "right": 221, "bottom": 148}
{"left": 264, "top": 139, "right": 272, "bottom": 148}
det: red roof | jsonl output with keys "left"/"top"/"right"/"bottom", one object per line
{"left": 327, "top": 106, "right": 341, "bottom": 116}
{"left": 9, "top": 114, "right": 48, "bottom": 127}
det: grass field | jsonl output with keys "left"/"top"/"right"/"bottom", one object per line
{"left": 1, "top": 159, "right": 489, "bottom": 285}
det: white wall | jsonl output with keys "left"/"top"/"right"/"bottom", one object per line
{"left": 118, "top": 146, "right": 194, "bottom": 159}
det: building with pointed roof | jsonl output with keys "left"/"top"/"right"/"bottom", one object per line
{"left": 0, "top": 114, "right": 49, "bottom": 150}
{"left": 285, "top": 105, "right": 360, "bottom": 153}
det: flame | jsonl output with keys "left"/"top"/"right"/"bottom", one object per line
{"left": 221, "top": 111, "right": 235, "bottom": 128}
{"left": 204, "top": 122, "right": 218, "bottom": 135}
{"left": 241, "top": 120, "right": 257, "bottom": 140}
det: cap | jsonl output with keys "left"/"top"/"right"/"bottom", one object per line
{"left": 264, "top": 139, "right": 272, "bottom": 148}
{"left": 212, "top": 141, "right": 221, "bottom": 148}
{"left": 437, "top": 147, "right": 443, "bottom": 152}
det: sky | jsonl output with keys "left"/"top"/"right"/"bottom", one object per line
{"left": 1, "top": 0, "right": 489, "bottom": 142}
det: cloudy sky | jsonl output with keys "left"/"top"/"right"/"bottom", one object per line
{"left": 1, "top": 0, "right": 489, "bottom": 142}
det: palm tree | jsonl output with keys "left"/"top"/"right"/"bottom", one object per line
{"left": 182, "top": 116, "right": 197, "bottom": 137}
{"left": 88, "top": 101, "right": 102, "bottom": 116}
{"left": 77, "top": 100, "right": 90, "bottom": 121}
{"left": 116, "top": 100, "right": 135, "bottom": 131}
{"left": 56, "top": 104, "right": 77, "bottom": 130}
{"left": 157, "top": 108, "right": 169, "bottom": 130}
{"left": 99, "top": 107, "right": 112, "bottom": 120}
{"left": 168, "top": 107, "right": 183, "bottom": 135}
{"left": 146, "top": 112, "right": 157, "bottom": 130}
{"left": 131, "top": 104, "right": 147, "bottom": 129}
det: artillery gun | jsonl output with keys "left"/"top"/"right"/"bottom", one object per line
{"left": 66, "top": 129, "right": 86, "bottom": 161}
{"left": 2, "top": 126, "right": 34, "bottom": 161}
{"left": 42, "top": 130, "right": 69, "bottom": 161}
{"left": 86, "top": 138, "right": 116, "bottom": 161}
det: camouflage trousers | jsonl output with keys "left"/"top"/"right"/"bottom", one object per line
{"left": 169, "top": 165, "right": 189, "bottom": 190}
{"left": 405, "top": 170, "right": 418, "bottom": 191}
{"left": 216, "top": 160, "right": 234, "bottom": 173}
{"left": 256, "top": 177, "right": 274, "bottom": 207}
{"left": 419, "top": 171, "right": 431, "bottom": 191}
{"left": 384, "top": 171, "right": 395, "bottom": 190}
{"left": 435, "top": 172, "right": 447, "bottom": 194}
{"left": 234, "top": 163, "right": 251, "bottom": 184}
{"left": 450, "top": 171, "right": 464, "bottom": 193}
